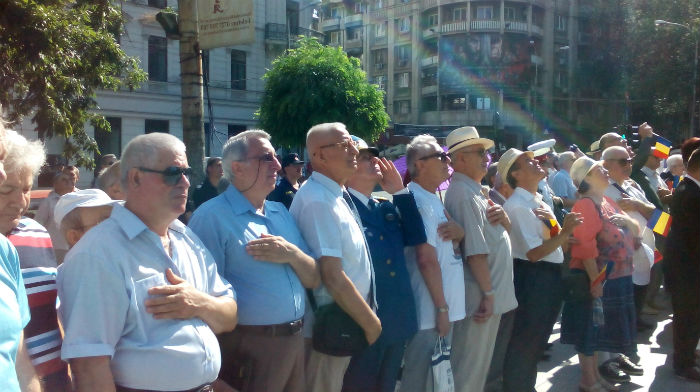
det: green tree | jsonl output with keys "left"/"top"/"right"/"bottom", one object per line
{"left": 0, "top": 0, "right": 145, "bottom": 167}
{"left": 258, "top": 37, "right": 389, "bottom": 148}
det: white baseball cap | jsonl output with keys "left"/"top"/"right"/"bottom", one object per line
{"left": 54, "top": 189, "right": 116, "bottom": 226}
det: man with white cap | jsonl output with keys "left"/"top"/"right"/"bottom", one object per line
{"left": 444, "top": 126, "right": 517, "bottom": 392}
{"left": 499, "top": 148, "right": 582, "bottom": 392}
{"left": 54, "top": 189, "right": 118, "bottom": 248}
{"left": 526, "top": 139, "right": 560, "bottom": 212}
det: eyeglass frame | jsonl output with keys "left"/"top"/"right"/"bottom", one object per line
{"left": 137, "top": 166, "right": 193, "bottom": 186}
{"left": 236, "top": 152, "right": 278, "bottom": 163}
{"left": 319, "top": 139, "right": 356, "bottom": 152}
{"left": 419, "top": 151, "right": 450, "bottom": 162}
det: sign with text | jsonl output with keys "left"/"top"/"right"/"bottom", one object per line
{"left": 198, "top": 0, "right": 254, "bottom": 50}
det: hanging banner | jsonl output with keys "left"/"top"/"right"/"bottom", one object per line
{"left": 198, "top": 0, "right": 254, "bottom": 50}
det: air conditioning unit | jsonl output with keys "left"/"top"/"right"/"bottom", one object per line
{"left": 375, "top": 63, "right": 384, "bottom": 70}
{"left": 398, "top": 59, "right": 408, "bottom": 67}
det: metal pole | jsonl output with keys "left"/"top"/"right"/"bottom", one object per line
{"left": 178, "top": 0, "right": 205, "bottom": 189}
{"left": 691, "top": 36, "right": 698, "bottom": 138}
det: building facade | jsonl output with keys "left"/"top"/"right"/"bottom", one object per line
{"left": 317, "top": 0, "right": 591, "bottom": 149}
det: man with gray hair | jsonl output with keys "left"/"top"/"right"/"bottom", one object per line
{"left": 189, "top": 130, "right": 319, "bottom": 392}
{"left": 58, "top": 133, "right": 238, "bottom": 392}
{"left": 96, "top": 160, "right": 124, "bottom": 200}
{"left": 290, "top": 122, "right": 381, "bottom": 392}
{"left": 550, "top": 151, "right": 578, "bottom": 208}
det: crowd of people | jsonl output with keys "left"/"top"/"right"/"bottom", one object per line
{"left": 0, "top": 118, "right": 699, "bottom": 392}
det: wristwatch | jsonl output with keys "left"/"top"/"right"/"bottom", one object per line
{"left": 437, "top": 305, "right": 449, "bottom": 313}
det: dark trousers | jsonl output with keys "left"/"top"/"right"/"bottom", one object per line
{"left": 633, "top": 283, "right": 647, "bottom": 320}
{"left": 503, "top": 259, "right": 563, "bottom": 392}
{"left": 342, "top": 338, "right": 408, "bottom": 392}
{"left": 669, "top": 282, "right": 700, "bottom": 370}
{"left": 484, "top": 309, "right": 516, "bottom": 392}
{"left": 217, "top": 326, "right": 305, "bottom": 392}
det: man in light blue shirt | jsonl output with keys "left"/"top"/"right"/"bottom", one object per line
{"left": 57, "top": 133, "right": 237, "bottom": 392}
{"left": 550, "top": 151, "right": 578, "bottom": 209}
{"left": 189, "top": 130, "right": 318, "bottom": 392}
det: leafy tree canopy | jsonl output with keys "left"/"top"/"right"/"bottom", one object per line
{"left": 0, "top": 0, "right": 145, "bottom": 168}
{"left": 258, "top": 37, "right": 389, "bottom": 148}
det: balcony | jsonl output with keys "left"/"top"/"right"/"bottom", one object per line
{"left": 321, "top": 18, "right": 340, "bottom": 31}
{"left": 470, "top": 19, "right": 501, "bottom": 31}
{"left": 422, "top": 109, "right": 496, "bottom": 126}
{"left": 265, "top": 24, "right": 325, "bottom": 45}
{"left": 371, "top": 35, "right": 387, "bottom": 46}
{"left": 394, "top": 1, "right": 415, "bottom": 17}
{"left": 344, "top": 13, "right": 363, "bottom": 28}
{"left": 396, "top": 59, "right": 411, "bottom": 69}
{"left": 422, "top": 85, "right": 437, "bottom": 95}
{"left": 421, "top": 55, "right": 438, "bottom": 67}
{"left": 421, "top": 0, "right": 438, "bottom": 10}
{"left": 442, "top": 21, "right": 469, "bottom": 34}
{"left": 504, "top": 21, "right": 528, "bottom": 33}
{"left": 423, "top": 28, "right": 438, "bottom": 39}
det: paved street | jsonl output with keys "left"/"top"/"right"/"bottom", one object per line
{"left": 536, "top": 292, "right": 699, "bottom": 391}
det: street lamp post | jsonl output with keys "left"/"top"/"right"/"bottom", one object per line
{"left": 655, "top": 19, "right": 698, "bottom": 139}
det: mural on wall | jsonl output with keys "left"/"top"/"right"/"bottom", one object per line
{"left": 439, "top": 33, "right": 533, "bottom": 92}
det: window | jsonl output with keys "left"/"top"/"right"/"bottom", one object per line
{"left": 354, "top": 2, "right": 363, "bottom": 14}
{"left": 557, "top": 15, "right": 567, "bottom": 31}
{"left": 428, "top": 14, "right": 438, "bottom": 26}
{"left": 476, "top": 6, "right": 493, "bottom": 20}
{"left": 397, "top": 72, "right": 410, "bottom": 88}
{"left": 396, "top": 45, "right": 411, "bottom": 66}
{"left": 453, "top": 8, "right": 467, "bottom": 21}
{"left": 330, "top": 6, "right": 342, "bottom": 18}
{"left": 231, "top": 50, "right": 246, "bottom": 90}
{"left": 202, "top": 50, "right": 210, "bottom": 83}
{"left": 329, "top": 31, "right": 340, "bottom": 44}
{"left": 372, "top": 0, "right": 383, "bottom": 10}
{"left": 95, "top": 117, "right": 122, "bottom": 158}
{"left": 148, "top": 36, "right": 167, "bottom": 82}
{"left": 375, "top": 76, "right": 386, "bottom": 91}
{"left": 504, "top": 7, "right": 516, "bottom": 20}
{"left": 373, "top": 49, "right": 386, "bottom": 69}
{"left": 348, "top": 28, "right": 361, "bottom": 40}
{"left": 145, "top": 119, "right": 169, "bottom": 134}
{"left": 399, "top": 17, "right": 411, "bottom": 33}
{"left": 228, "top": 124, "right": 246, "bottom": 138}
{"left": 397, "top": 100, "right": 411, "bottom": 114}
{"left": 469, "top": 96, "right": 491, "bottom": 110}
{"left": 376, "top": 22, "right": 386, "bottom": 37}
{"left": 148, "top": 0, "right": 167, "bottom": 9}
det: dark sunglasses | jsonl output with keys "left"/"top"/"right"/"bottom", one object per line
{"left": 610, "top": 158, "right": 632, "bottom": 166}
{"left": 138, "top": 166, "right": 193, "bottom": 186}
{"left": 419, "top": 151, "right": 450, "bottom": 162}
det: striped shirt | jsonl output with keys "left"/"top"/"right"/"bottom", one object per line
{"left": 8, "top": 218, "right": 68, "bottom": 385}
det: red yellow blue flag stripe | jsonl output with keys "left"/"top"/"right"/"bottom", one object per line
{"left": 647, "top": 208, "right": 672, "bottom": 236}
{"left": 652, "top": 136, "right": 672, "bottom": 159}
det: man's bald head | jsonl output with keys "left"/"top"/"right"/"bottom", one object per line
{"left": 599, "top": 132, "right": 627, "bottom": 151}
{"left": 601, "top": 146, "right": 628, "bottom": 160}
{"left": 306, "top": 122, "right": 347, "bottom": 153}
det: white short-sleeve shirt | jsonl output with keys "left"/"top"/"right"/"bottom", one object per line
{"left": 289, "top": 172, "right": 372, "bottom": 307}
{"left": 504, "top": 187, "right": 564, "bottom": 264}
{"left": 403, "top": 182, "right": 466, "bottom": 330}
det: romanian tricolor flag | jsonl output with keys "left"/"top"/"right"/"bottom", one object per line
{"left": 647, "top": 209, "right": 672, "bottom": 236}
{"left": 654, "top": 248, "right": 663, "bottom": 264}
{"left": 652, "top": 136, "right": 673, "bottom": 159}
{"left": 542, "top": 218, "right": 560, "bottom": 238}
{"left": 590, "top": 262, "right": 613, "bottom": 288}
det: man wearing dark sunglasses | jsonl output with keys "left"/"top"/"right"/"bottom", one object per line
{"left": 189, "top": 130, "right": 318, "bottom": 392}
{"left": 58, "top": 133, "right": 237, "bottom": 392}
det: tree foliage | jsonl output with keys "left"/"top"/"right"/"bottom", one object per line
{"left": 0, "top": 0, "right": 146, "bottom": 167}
{"left": 258, "top": 37, "right": 389, "bottom": 148}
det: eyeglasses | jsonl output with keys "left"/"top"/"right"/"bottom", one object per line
{"left": 419, "top": 151, "right": 450, "bottom": 162}
{"left": 241, "top": 152, "right": 277, "bottom": 163}
{"left": 320, "top": 139, "right": 355, "bottom": 152}
{"left": 459, "top": 149, "right": 489, "bottom": 158}
{"left": 138, "top": 166, "right": 193, "bottom": 186}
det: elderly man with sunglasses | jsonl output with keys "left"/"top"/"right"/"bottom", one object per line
{"left": 189, "top": 130, "right": 319, "bottom": 392}
{"left": 290, "top": 123, "right": 381, "bottom": 392}
{"left": 57, "top": 133, "right": 238, "bottom": 392}
{"left": 443, "top": 127, "right": 516, "bottom": 392}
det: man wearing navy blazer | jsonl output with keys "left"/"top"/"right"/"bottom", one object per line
{"left": 665, "top": 147, "right": 700, "bottom": 383}
{"left": 342, "top": 136, "right": 427, "bottom": 392}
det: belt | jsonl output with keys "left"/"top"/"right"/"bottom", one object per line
{"left": 236, "top": 319, "right": 303, "bottom": 337}
{"left": 116, "top": 384, "right": 212, "bottom": 392}
{"left": 514, "top": 258, "right": 562, "bottom": 271}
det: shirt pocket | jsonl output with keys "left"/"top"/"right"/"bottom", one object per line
{"left": 132, "top": 274, "right": 174, "bottom": 339}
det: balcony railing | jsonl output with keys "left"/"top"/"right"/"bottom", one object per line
{"left": 344, "top": 14, "right": 363, "bottom": 27}
{"left": 431, "top": 20, "right": 543, "bottom": 36}
{"left": 471, "top": 20, "right": 501, "bottom": 31}
{"left": 345, "top": 38, "right": 363, "bottom": 50}
{"left": 421, "top": 55, "right": 438, "bottom": 67}
{"left": 321, "top": 18, "right": 340, "bottom": 31}
{"left": 265, "top": 24, "right": 325, "bottom": 44}
{"left": 442, "top": 21, "right": 468, "bottom": 33}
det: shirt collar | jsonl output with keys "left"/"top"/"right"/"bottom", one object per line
{"left": 407, "top": 181, "right": 437, "bottom": 197}
{"left": 347, "top": 188, "right": 370, "bottom": 207}
{"left": 111, "top": 204, "right": 187, "bottom": 240}
{"left": 309, "top": 171, "right": 343, "bottom": 197}
{"left": 513, "top": 186, "right": 542, "bottom": 204}
{"left": 223, "top": 184, "right": 284, "bottom": 216}
{"left": 450, "top": 171, "right": 483, "bottom": 194}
